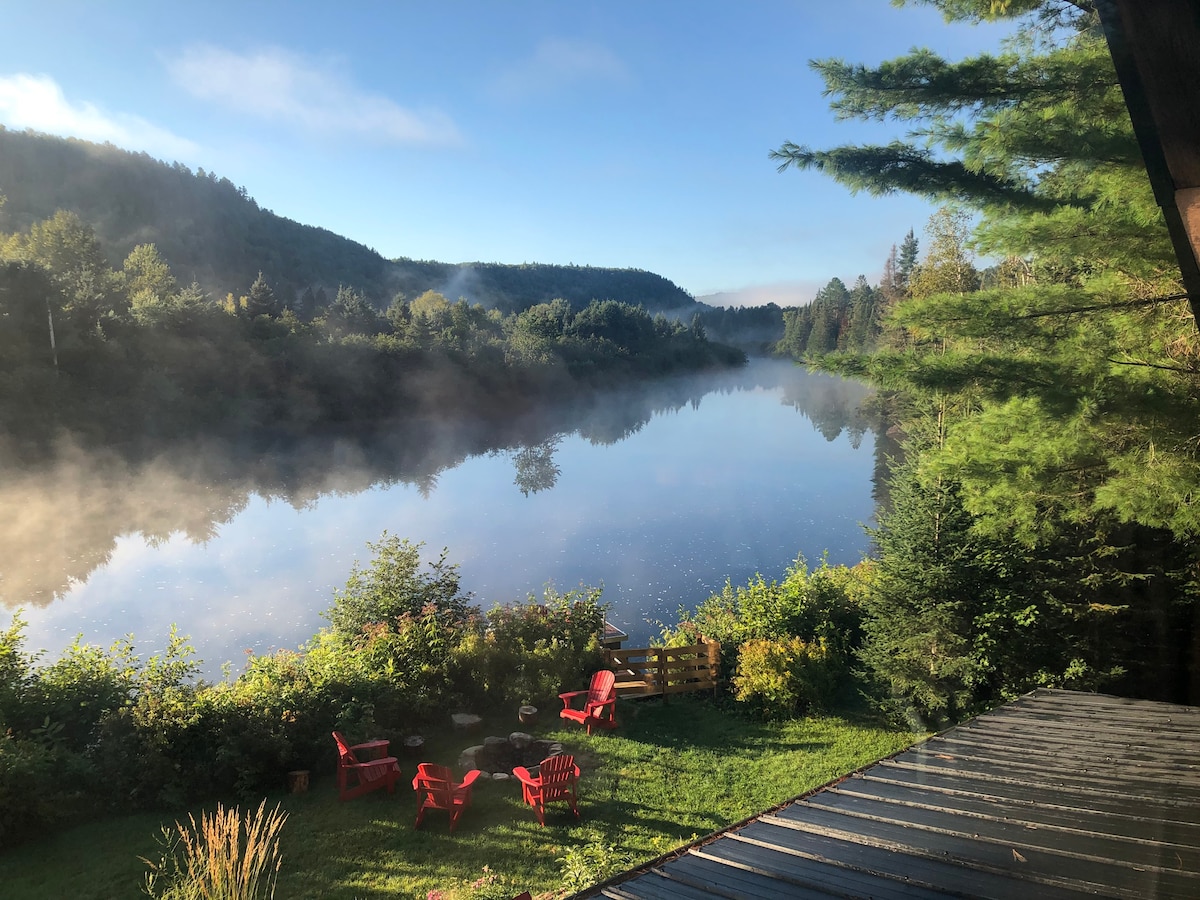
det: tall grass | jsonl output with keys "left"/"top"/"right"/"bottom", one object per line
{"left": 142, "top": 800, "right": 287, "bottom": 900}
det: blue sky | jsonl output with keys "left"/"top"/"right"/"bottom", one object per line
{"left": 0, "top": 1, "right": 1010, "bottom": 305}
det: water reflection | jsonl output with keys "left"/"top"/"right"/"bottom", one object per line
{"left": 2, "top": 359, "right": 877, "bottom": 671}
{"left": 781, "top": 374, "right": 871, "bottom": 447}
{"left": 510, "top": 439, "right": 562, "bottom": 496}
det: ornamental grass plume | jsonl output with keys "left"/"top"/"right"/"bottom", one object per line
{"left": 142, "top": 800, "right": 287, "bottom": 900}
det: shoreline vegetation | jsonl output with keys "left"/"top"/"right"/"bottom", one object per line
{"left": 0, "top": 210, "right": 745, "bottom": 453}
{"left": 0, "top": 538, "right": 872, "bottom": 845}
{"left": 0, "top": 534, "right": 909, "bottom": 898}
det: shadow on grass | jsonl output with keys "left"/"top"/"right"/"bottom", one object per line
{"left": 612, "top": 694, "right": 818, "bottom": 752}
{"left": 271, "top": 776, "right": 646, "bottom": 900}
{"left": 0, "top": 698, "right": 914, "bottom": 900}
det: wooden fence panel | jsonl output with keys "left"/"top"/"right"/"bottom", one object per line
{"left": 606, "top": 647, "right": 663, "bottom": 696}
{"left": 604, "top": 642, "right": 719, "bottom": 698}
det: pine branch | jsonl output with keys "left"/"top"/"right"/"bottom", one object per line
{"left": 1105, "top": 358, "right": 1200, "bottom": 375}
{"left": 1006, "top": 292, "right": 1190, "bottom": 320}
{"left": 770, "top": 142, "right": 1057, "bottom": 211}
{"left": 810, "top": 44, "right": 1117, "bottom": 122}
{"left": 902, "top": 292, "right": 1189, "bottom": 329}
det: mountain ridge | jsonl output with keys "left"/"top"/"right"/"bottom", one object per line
{"left": 0, "top": 127, "right": 698, "bottom": 315}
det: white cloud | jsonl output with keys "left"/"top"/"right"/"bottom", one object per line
{"left": 489, "top": 38, "right": 630, "bottom": 101}
{"left": 0, "top": 73, "right": 199, "bottom": 159}
{"left": 167, "top": 45, "right": 460, "bottom": 146}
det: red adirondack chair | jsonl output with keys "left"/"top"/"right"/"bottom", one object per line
{"left": 512, "top": 754, "right": 581, "bottom": 826}
{"left": 412, "top": 762, "right": 483, "bottom": 833}
{"left": 559, "top": 670, "right": 617, "bottom": 734}
{"left": 332, "top": 731, "right": 401, "bottom": 801}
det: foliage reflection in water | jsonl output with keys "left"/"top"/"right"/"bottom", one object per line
{"left": 3, "top": 358, "right": 877, "bottom": 677}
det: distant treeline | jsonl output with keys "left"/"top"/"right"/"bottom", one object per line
{"left": 0, "top": 209, "right": 744, "bottom": 448}
{"left": 0, "top": 127, "right": 699, "bottom": 317}
{"left": 773, "top": 230, "right": 918, "bottom": 359}
{"left": 692, "top": 302, "right": 788, "bottom": 352}
{"left": 0, "top": 127, "right": 929, "bottom": 356}
{"left": 387, "top": 257, "right": 699, "bottom": 317}
{"left": 688, "top": 229, "right": 925, "bottom": 356}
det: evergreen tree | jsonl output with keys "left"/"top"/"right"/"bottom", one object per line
{"left": 862, "top": 429, "right": 1127, "bottom": 725}
{"left": 807, "top": 277, "right": 850, "bottom": 355}
{"left": 244, "top": 271, "right": 278, "bottom": 319}
{"left": 897, "top": 228, "right": 919, "bottom": 293}
{"left": 2, "top": 210, "right": 126, "bottom": 334}
{"left": 775, "top": 0, "right": 1200, "bottom": 703}
{"left": 777, "top": 305, "right": 814, "bottom": 358}
{"left": 842, "top": 275, "right": 880, "bottom": 352}
{"left": 859, "top": 453, "right": 998, "bottom": 725}
{"left": 322, "top": 285, "right": 379, "bottom": 338}
{"left": 297, "top": 285, "right": 317, "bottom": 320}
{"left": 313, "top": 286, "right": 330, "bottom": 316}
{"left": 876, "top": 244, "right": 911, "bottom": 350}
{"left": 122, "top": 243, "right": 177, "bottom": 312}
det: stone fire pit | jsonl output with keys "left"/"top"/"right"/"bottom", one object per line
{"left": 458, "top": 732, "right": 565, "bottom": 775}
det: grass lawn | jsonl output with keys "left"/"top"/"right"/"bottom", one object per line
{"left": 0, "top": 695, "right": 918, "bottom": 899}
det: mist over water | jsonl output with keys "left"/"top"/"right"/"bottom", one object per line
{"left": 3, "top": 358, "right": 877, "bottom": 677}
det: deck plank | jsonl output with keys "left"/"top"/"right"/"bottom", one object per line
{"left": 585, "top": 690, "right": 1200, "bottom": 900}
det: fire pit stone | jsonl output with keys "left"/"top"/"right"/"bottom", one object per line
{"left": 468, "top": 734, "right": 566, "bottom": 774}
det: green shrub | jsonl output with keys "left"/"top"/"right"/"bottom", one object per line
{"left": 457, "top": 585, "right": 607, "bottom": 706}
{"left": 733, "top": 637, "right": 836, "bottom": 718}
{"left": 324, "top": 533, "right": 471, "bottom": 639}
{"left": 0, "top": 614, "right": 38, "bottom": 731}
{"left": 559, "top": 830, "right": 631, "bottom": 893}
{"left": 0, "top": 729, "right": 95, "bottom": 846}
{"left": 0, "top": 617, "right": 113, "bottom": 841}
{"left": 35, "top": 635, "right": 138, "bottom": 746}
{"left": 663, "top": 557, "right": 865, "bottom": 692}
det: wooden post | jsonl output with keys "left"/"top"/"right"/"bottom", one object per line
{"left": 708, "top": 641, "right": 721, "bottom": 698}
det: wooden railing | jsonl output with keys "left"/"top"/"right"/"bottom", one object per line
{"left": 603, "top": 642, "right": 720, "bottom": 698}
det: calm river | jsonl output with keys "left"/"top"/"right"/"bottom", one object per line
{"left": 2, "top": 358, "right": 877, "bottom": 677}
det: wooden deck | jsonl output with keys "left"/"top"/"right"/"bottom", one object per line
{"left": 590, "top": 689, "right": 1200, "bottom": 899}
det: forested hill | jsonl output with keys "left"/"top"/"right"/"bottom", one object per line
{"left": 386, "top": 258, "right": 698, "bottom": 316}
{"left": 0, "top": 128, "right": 392, "bottom": 302}
{"left": 0, "top": 127, "right": 698, "bottom": 314}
